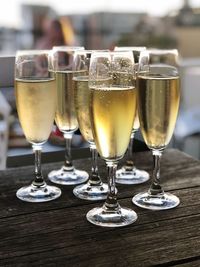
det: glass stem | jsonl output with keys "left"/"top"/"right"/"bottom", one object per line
{"left": 63, "top": 133, "right": 74, "bottom": 171}
{"left": 104, "top": 161, "right": 119, "bottom": 211}
{"left": 32, "top": 145, "right": 45, "bottom": 187}
{"left": 148, "top": 150, "right": 164, "bottom": 196}
{"left": 125, "top": 131, "right": 136, "bottom": 170}
{"left": 89, "top": 144, "right": 102, "bottom": 186}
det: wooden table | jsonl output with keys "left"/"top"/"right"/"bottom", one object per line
{"left": 1, "top": 148, "right": 200, "bottom": 266}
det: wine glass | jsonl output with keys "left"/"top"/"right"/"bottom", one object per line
{"left": 132, "top": 49, "right": 180, "bottom": 210}
{"left": 86, "top": 51, "right": 138, "bottom": 227}
{"left": 15, "top": 50, "right": 61, "bottom": 202}
{"left": 73, "top": 50, "right": 108, "bottom": 200}
{"left": 114, "top": 46, "right": 149, "bottom": 184}
{"left": 48, "top": 46, "right": 89, "bottom": 185}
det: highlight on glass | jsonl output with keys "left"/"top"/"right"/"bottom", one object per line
{"left": 73, "top": 50, "right": 108, "bottom": 201}
{"left": 15, "top": 50, "right": 61, "bottom": 202}
{"left": 114, "top": 46, "right": 149, "bottom": 185}
{"left": 48, "top": 46, "right": 89, "bottom": 185}
{"left": 86, "top": 51, "right": 138, "bottom": 227}
{"left": 132, "top": 49, "right": 180, "bottom": 210}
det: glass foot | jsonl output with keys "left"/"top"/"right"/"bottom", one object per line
{"left": 132, "top": 191, "right": 180, "bottom": 210}
{"left": 16, "top": 183, "right": 61, "bottom": 203}
{"left": 48, "top": 167, "right": 89, "bottom": 185}
{"left": 86, "top": 205, "right": 137, "bottom": 227}
{"left": 116, "top": 167, "right": 149, "bottom": 184}
{"left": 73, "top": 182, "right": 108, "bottom": 201}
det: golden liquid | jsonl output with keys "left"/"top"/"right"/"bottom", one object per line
{"left": 55, "top": 71, "right": 79, "bottom": 133}
{"left": 137, "top": 74, "right": 180, "bottom": 150}
{"left": 90, "top": 86, "right": 136, "bottom": 160}
{"left": 74, "top": 76, "right": 94, "bottom": 144}
{"left": 15, "top": 78, "right": 56, "bottom": 145}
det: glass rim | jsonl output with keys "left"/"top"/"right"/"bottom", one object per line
{"left": 91, "top": 51, "right": 134, "bottom": 56}
{"left": 115, "top": 46, "right": 146, "bottom": 51}
{"left": 143, "top": 48, "right": 178, "bottom": 55}
{"left": 16, "top": 50, "right": 50, "bottom": 56}
{"left": 75, "top": 49, "right": 109, "bottom": 54}
{"left": 52, "top": 46, "right": 85, "bottom": 51}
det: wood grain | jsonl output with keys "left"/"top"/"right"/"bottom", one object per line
{"left": 0, "top": 149, "right": 199, "bottom": 267}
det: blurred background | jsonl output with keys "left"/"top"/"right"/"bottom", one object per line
{"left": 0, "top": 0, "right": 200, "bottom": 168}
{"left": 0, "top": 0, "right": 199, "bottom": 55}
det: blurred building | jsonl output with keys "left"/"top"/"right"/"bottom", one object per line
{"left": 114, "top": 0, "right": 200, "bottom": 57}
{"left": 116, "top": 14, "right": 177, "bottom": 49}
{"left": 174, "top": 0, "right": 200, "bottom": 57}
{"left": 68, "top": 12, "right": 146, "bottom": 49}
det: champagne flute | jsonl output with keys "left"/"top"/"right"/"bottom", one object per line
{"left": 15, "top": 50, "right": 61, "bottom": 202}
{"left": 132, "top": 49, "right": 180, "bottom": 210}
{"left": 48, "top": 46, "right": 89, "bottom": 185}
{"left": 73, "top": 50, "right": 108, "bottom": 200}
{"left": 114, "top": 46, "right": 149, "bottom": 184}
{"left": 86, "top": 51, "right": 138, "bottom": 227}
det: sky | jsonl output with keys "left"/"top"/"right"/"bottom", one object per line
{"left": 1, "top": 0, "right": 200, "bottom": 28}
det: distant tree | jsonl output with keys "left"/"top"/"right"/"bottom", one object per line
{"left": 117, "top": 32, "right": 177, "bottom": 49}
{"left": 116, "top": 15, "right": 177, "bottom": 49}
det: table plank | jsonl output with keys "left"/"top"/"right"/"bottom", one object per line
{"left": 0, "top": 149, "right": 199, "bottom": 219}
{"left": 1, "top": 195, "right": 200, "bottom": 266}
{"left": 0, "top": 149, "right": 199, "bottom": 266}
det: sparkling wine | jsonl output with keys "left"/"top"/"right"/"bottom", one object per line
{"left": 90, "top": 86, "right": 136, "bottom": 160}
{"left": 137, "top": 73, "right": 180, "bottom": 150}
{"left": 74, "top": 76, "right": 94, "bottom": 144}
{"left": 55, "top": 71, "right": 80, "bottom": 133}
{"left": 15, "top": 78, "right": 56, "bottom": 144}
